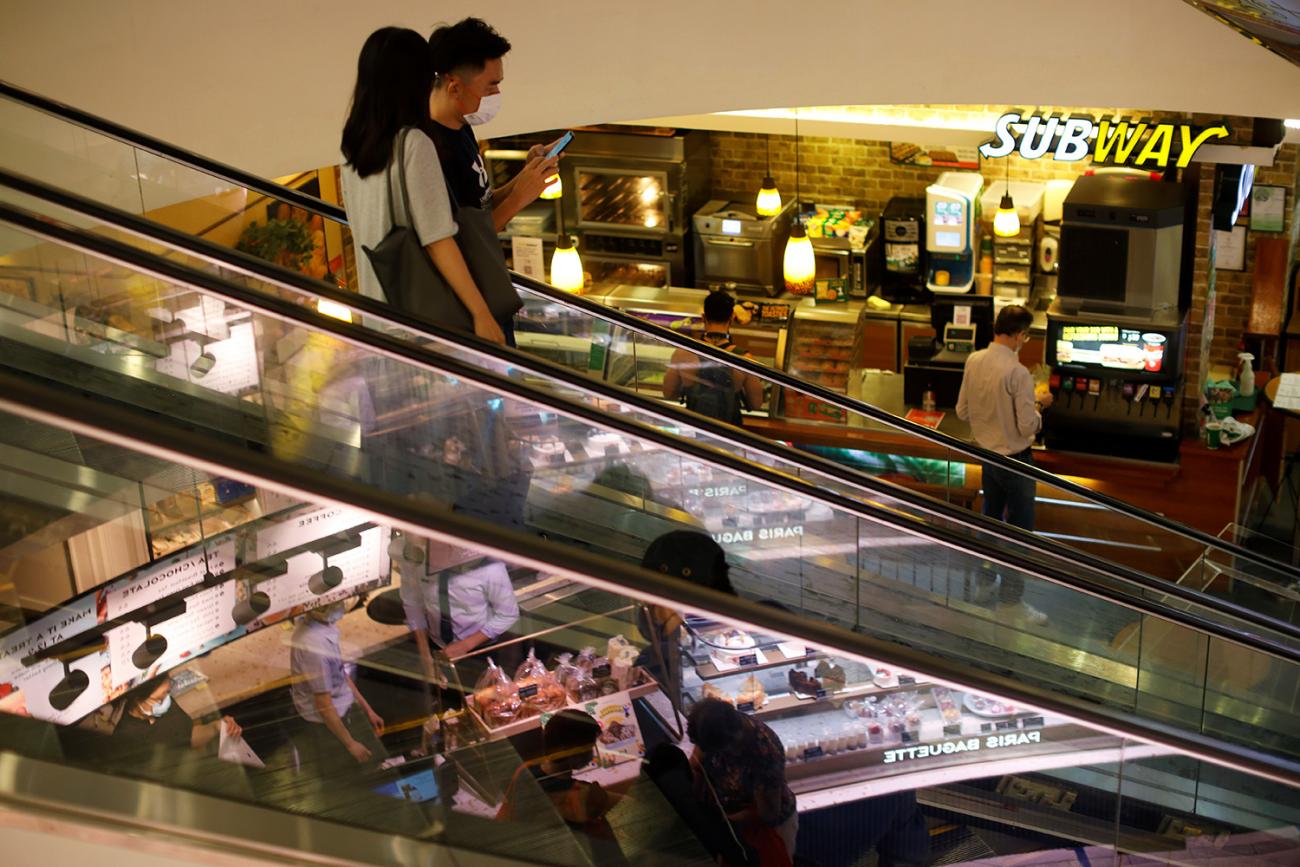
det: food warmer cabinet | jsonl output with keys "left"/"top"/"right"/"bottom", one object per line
{"left": 779, "top": 299, "right": 866, "bottom": 424}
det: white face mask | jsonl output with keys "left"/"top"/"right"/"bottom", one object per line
{"left": 312, "top": 602, "right": 345, "bottom": 625}
{"left": 464, "top": 92, "right": 501, "bottom": 127}
{"left": 147, "top": 694, "right": 172, "bottom": 718}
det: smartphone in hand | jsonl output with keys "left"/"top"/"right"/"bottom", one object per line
{"left": 545, "top": 131, "right": 574, "bottom": 159}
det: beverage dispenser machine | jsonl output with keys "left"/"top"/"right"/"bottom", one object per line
{"left": 1043, "top": 306, "right": 1186, "bottom": 462}
{"left": 925, "top": 172, "right": 984, "bottom": 295}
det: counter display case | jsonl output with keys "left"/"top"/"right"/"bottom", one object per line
{"left": 675, "top": 616, "right": 1111, "bottom": 802}
{"left": 779, "top": 299, "right": 865, "bottom": 423}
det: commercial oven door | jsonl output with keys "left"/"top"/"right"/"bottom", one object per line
{"left": 573, "top": 167, "right": 671, "bottom": 232}
{"left": 696, "top": 234, "right": 766, "bottom": 288}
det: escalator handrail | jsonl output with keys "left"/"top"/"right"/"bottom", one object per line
{"left": 3, "top": 76, "right": 1294, "bottom": 587}
{"left": 0, "top": 79, "right": 345, "bottom": 224}
{"left": 4, "top": 197, "right": 1299, "bottom": 666}
{"left": 2, "top": 368, "right": 1298, "bottom": 791}
{"left": 3, "top": 170, "right": 1298, "bottom": 653}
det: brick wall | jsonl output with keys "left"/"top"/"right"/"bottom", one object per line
{"left": 709, "top": 112, "right": 1299, "bottom": 437}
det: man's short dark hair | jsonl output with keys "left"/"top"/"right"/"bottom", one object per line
{"left": 994, "top": 305, "right": 1033, "bottom": 337}
{"left": 703, "top": 290, "right": 735, "bottom": 324}
{"left": 428, "top": 18, "right": 511, "bottom": 78}
{"left": 543, "top": 708, "right": 601, "bottom": 755}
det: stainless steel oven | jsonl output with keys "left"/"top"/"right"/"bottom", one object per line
{"left": 693, "top": 197, "right": 795, "bottom": 297}
{"left": 560, "top": 129, "right": 710, "bottom": 287}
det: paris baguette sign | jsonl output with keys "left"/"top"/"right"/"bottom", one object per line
{"left": 978, "top": 112, "right": 1230, "bottom": 168}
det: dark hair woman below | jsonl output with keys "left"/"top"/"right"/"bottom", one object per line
{"left": 339, "top": 26, "right": 508, "bottom": 345}
{"left": 113, "top": 674, "right": 240, "bottom": 752}
{"left": 688, "top": 697, "right": 798, "bottom": 862}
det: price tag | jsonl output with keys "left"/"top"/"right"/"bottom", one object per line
{"left": 593, "top": 664, "right": 611, "bottom": 678}
{"left": 518, "top": 683, "right": 539, "bottom": 700}
{"left": 737, "top": 701, "right": 755, "bottom": 714}
{"left": 900, "top": 731, "right": 916, "bottom": 744}
{"left": 803, "top": 745, "right": 824, "bottom": 760}
{"left": 898, "top": 675, "right": 916, "bottom": 686}
{"left": 736, "top": 654, "right": 758, "bottom": 668}
{"left": 1023, "top": 716, "right": 1045, "bottom": 729}
{"left": 943, "top": 723, "right": 962, "bottom": 737}
{"left": 980, "top": 723, "right": 993, "bottom": 734}
{"left": 814, "top": 688, "right": 827, "bottom": 700}
{"left": 996, "top": 720, "right": 1017, "bottom": 731}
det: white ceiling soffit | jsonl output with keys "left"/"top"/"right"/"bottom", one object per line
{"left": 2, "top": 0, "right": 1300, "bottom": 178}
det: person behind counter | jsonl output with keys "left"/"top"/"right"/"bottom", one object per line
{"left": 688, "top": 697, "right": 798, "bottom": 863}
{"left": 955, "top": 304, "right": 1052, "bottom": 627}
{"left": 663, "top": 289, "right": 765, "bottom": 426}
{"left": 636, "top": 530, "right": 736, "bottom": 697}
{"left": 113, "top": 674, "right": 241, "bottom": 752}
{"left": 394, "top": 530, "right": 521, "bottom": 684}
{"left": 497, "top": 709, "right": 628, "bottom": 864}
{"left": 290, "top": 601, "right": 386, "bottom": 775}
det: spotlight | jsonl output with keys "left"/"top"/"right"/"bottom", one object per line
{"left": 308, "top": 565, "right": 344, "bottom": 595}
{"left": 49, "top": 661, "right": 89, "bottom": 711}
{"left": 132, "top": 630, "right": 168, "bottom": 670}
{"left": 232, "top": 589, "right": 272, "bottom": 626}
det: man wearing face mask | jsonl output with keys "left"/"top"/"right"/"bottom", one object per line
{"left": 426, "top": 17, "right": 559, "bottom": 347}
{"left": 290, "top": 600, "right": 386, "bottom": 778}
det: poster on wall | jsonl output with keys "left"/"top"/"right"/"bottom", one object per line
{"left": 890, "top": 143, "right": 980, "bottom": 170}
{"left": 1250, "top": 185, "right": 1286, "bottom": 232}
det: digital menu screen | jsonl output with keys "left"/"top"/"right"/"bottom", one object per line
{"left": 1054, "top": 324, "right": 1170, "bottom": 373}
{"left": 932, "top": 200, "right": 965, "bottom": 226}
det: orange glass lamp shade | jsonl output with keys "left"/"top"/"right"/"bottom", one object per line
{"left": 783, "top": 223, "right": 815, "bottom": 294}
{"left": 550, "top": 237, "right": 584, "bottom": 293}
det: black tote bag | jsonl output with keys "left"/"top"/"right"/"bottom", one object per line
{"left": 361, "top": 128, "right": 475, "bottom": 333}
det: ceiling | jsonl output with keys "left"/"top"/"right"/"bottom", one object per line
{"left": 3, "top": 0, "right": 1300, "bottom": 178}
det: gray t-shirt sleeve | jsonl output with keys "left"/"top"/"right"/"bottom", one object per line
{"left": 403, "top": 131, "right": 458, "bottom": 246}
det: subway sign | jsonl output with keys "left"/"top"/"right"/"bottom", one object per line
{"left": 979, "top": 113, "right": 1230, "bottom": 168}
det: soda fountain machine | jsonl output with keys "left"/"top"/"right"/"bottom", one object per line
{"left": 1044, "top": 175, "right": 1189, "bottom": 462}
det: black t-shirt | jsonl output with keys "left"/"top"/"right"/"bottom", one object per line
{"left": 113, "top": 707, "right": 192, "bottom": 753}
{"left": 425, "top": 120, "right": 492, "bottom": 210}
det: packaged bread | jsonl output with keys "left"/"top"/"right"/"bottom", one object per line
{"left": 513, "top": 648, "right": 567, "bottom": 716}
{"left": 473, "top": 658, "right": 520, "bottom": 727}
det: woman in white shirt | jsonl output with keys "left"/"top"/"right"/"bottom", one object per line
{"left": 339, "top": 26, "right": 505, "bottom": 345}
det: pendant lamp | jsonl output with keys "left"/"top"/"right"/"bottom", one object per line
{"left": 993, "top": 157, "right": 1021, "bottom": 238}
{"left": 755, "top": 136, "right": 782, "bottom": 216}
{"left": 783, "top": 113, "right": 815, "bottom": 294}
{"left": 550, "top": 235, "right": 584, "bottom": 292}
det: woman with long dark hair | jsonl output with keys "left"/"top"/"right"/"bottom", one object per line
{"left": 340, "top": 26, "right": 505, "bottom": 345}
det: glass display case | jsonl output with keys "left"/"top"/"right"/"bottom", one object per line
{"left": 677, "top": 615, "right": 1092, "bottom": 795}
{"left": 779, "top": 299, "right": 865, "bottom": 423}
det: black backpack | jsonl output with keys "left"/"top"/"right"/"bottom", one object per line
{"left": 683, "top": 341, "right": 744, "bottom": 425}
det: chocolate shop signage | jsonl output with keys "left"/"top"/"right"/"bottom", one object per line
{"left": 979, "top": 113, "right": 1230, "bottom": 168}
{"left": 882, "top": 729, "right": 1042, "bottom": 765}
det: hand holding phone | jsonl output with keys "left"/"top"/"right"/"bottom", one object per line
{"left": 545, "top": 131, "right": 574, "bottom": 159}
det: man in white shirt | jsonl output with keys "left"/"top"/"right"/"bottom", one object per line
{"left": 394, "top": 531, "right": 521, "bottom": 690}
{"left": 956, "top": 305, "right": 1053, "bottom": 626}
{"left": 290, "top": 601, "right": 386, "bottom": 778}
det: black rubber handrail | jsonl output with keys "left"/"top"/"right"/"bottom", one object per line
{"left": 2, "top": 370, "right": 1297, "bottom": 791}
{"left": 3, "top": 76, "right": 1294, "bottom": 586}
{"left": 3, "top": 168, "right": 1298, "bottom": 652}
{"left": 4, "top": 197, "right": 1299, "bottom": 668}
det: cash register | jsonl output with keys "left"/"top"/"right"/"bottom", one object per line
{"left": 903, "top": 296, "right": 993, "bottom": 408}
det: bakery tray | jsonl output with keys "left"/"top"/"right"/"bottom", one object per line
{"left": 468, "top": 677, "right": 661, "bottom": 741}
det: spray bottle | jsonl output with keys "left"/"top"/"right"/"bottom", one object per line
{"left": 1238, "top": 352, "right": 1256, "bottom": 397}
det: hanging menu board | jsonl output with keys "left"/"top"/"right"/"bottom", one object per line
{"left": 0, "top": 507, "right": 390, "bottom": 726}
